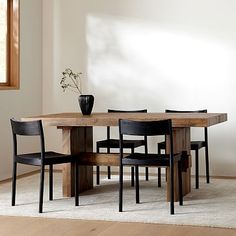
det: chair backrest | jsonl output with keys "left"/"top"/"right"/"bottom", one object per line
{"left": 10, "top": 118, "right": 45, "bottom": 158}
{"left": 119, "top": 119, "right": 174, "bottom": 161}
{"left": 108, "top": 109, "right": 147, "bottom": 113}
{"left": 106, "top": 109, "right": 147, "bottom": 139}
{"left": 165, "top": 109, "right": 207, "bottom": 113}
{"left": 119, "top": 119, "right": 172, "bottom": 136}
{"left": 119, "top": 119, "right": 173, "bottom": 148}
{"left": 165, "top": 109, "right": 208, "bottom": 142}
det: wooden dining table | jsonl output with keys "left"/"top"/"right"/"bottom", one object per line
{"left": 22, "top": 112, "right": 227, "bottom": 202}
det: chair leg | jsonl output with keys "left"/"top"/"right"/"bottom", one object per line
{"left": 135, "top": 166, "right": 140, "bottom": 204}
{"left": 170, "top": 163, "right": 174, "bottom": 215}
{"left": 75, "top": 161, "right": 79, "bottom": 206}
{"left": 131, "top": 148, "right": 135, "bottom": 187}
{"left": 145, "top": 167, "right": 149, "bottom": 181}
{"left": 145, "top": 141, "right": 148, "bottom": 181}
{"left": 96, "top": 146, "right": 100, "bottom": 185}
{"left": 107, "top": 166, "right": 111, "bottom": 179}
{"left": 166, "top": 168, "right": 168, "bottom": 181}
{"left": 39, "top": 165, "right": 45, "bottom": 213}
{"left": 157, "top": 145, "right": 162, "bottom": 186}
{"left": 131, "top": 167, "right": 135, "bottom": 187}
{"left": 107, "top": 146, "right": 111, "bottom": 179}
{"left": 11, "top": 162, "right": 17, "bottom": 206}
{"left": 49, "top": 164, "right": 53, "bottom": 201}
{"left": 205, "top": 146, "right": 210, "bottom": 184}
{"left": 178, "top": 161, "right": 183, "bottom": 206}
{"left": 119, "top": 164, "right": 123, "bottom": 212}
{"left": 158, "top": 168, "right": 161, "bottom": 187}
{"left": 96, "top": 166, "right": 100, "bottom": 185}
{"left": 195, "top": 149, "right": 199, "bottom": 189}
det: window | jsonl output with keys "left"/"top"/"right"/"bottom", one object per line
{"left": 0, "top": 0, "right": 19, "bottom": 90}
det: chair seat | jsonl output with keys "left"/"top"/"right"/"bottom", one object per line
{"left": 16, "top": 152, "right": 76, "bottom": 166}
{"left": 97, "top": 139, "right": 145, "bottom": 149}
{"left": 191, "top": 141, "right": 206, "bottom": 150}
{"left": 122, "top": 153, "right": 181, "bottom": 166}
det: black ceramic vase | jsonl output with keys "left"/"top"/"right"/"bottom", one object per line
{"left": 78, "top": 95, "right": 94, "bottom": 115}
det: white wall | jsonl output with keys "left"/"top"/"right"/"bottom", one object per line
{"left": 42, "top": 0, "right": 235, "bottom": 176}
{"left": 0, "top": 0, "right": 42, "bottom": 180}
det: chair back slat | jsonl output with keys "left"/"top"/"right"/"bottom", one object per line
{"left": 10, "top": 119, "right": 43, "bottom": 136}
{"left": 108, "top": 109, "right": 147, "bottom": 113}
{"left": 165, "top": 109, "right": 207, "bottom": 113}
{"left": 119, "top": 119, "right": 172, "bottom": 136}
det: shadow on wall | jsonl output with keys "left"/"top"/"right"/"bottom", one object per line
{"left": 85, "top": 14, "right": 231, "bottom": 112}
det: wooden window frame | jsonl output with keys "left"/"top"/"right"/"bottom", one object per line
{"left": 0, "top": 0, "right": 19, "bottom": 90}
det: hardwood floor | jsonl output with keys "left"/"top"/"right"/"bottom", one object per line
{"left": 0, "top": 216, "right": 235, "bottom": 236}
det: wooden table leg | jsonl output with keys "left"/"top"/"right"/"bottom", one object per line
{"left": 166, "top": 127, "right": 191, "bottom": 201}
{"left": 61, "top": 126, "right": 93, "bottom": 197}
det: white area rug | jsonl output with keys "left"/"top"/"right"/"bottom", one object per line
{"left": 0, "top": 172, "right": 235, "bottom": 228}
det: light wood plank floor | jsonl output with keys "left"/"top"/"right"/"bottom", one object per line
{"left": 0, "top": 216, "right": 235, "bottom": 236}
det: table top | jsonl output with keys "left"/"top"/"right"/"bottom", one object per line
{"left": 22, "top": 112, "right": 227, "bottom": 128}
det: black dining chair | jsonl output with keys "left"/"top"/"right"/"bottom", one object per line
{"left": 119, "top": 119, "right": 183, "bottom": 215}
{"left": 10, "top": 118, "right": 79, "bottom": 213}
{"left": 96, "top": 109, "right": 148, "bottom": 186}
{"left": 157, "top": 109, "right": 209, "bottom": 189}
